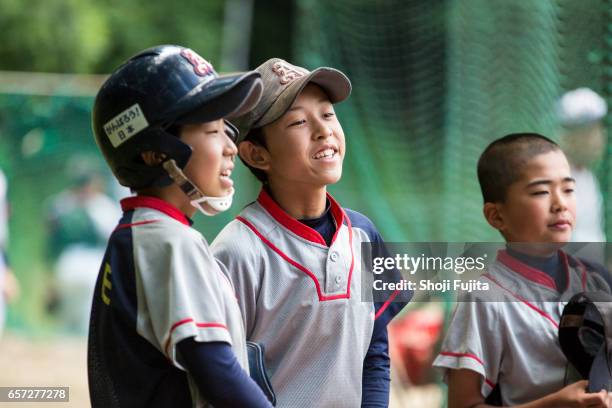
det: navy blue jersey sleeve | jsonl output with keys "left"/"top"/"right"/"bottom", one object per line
{"left": 177, "top": 339, "right": 273, "bottom": 408}
{"left": 345, "top": 208, "right": 410, "bottom": 406}
{"left": 579, "top": 257, "right": 612, "bottom": 291}
{"left": 361, "top": 317, "right": 391, "bottom": 407}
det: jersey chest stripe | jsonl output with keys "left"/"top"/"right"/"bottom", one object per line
{"left": 439, "top": 351, "right": 496, "bottom": 388}
{"left": 484, "top": 274, "right": 559, "bottom": 329}
{"left": 164, "top": 318, "right": 228, "bottom": 357}
{"left": 115, "top": 219, "right": 160, "bottom": 230}
{"left": 236, "top": 215, "right": 355, "bottom": 301}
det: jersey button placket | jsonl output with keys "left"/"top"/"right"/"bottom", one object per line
{"left": 325, "top": 251, "right": 341, "bottom": 293}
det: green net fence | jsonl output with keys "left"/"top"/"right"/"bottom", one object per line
{"left": 1, "top": 0, "right": 611, "bottom": 332}
{"left": 294, "top": 0, "right": 611, "bottom": 242}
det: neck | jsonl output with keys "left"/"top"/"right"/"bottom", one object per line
{"left": 137, "top": 183, "right": 196, "bottom": 218}
{"left": 266, "top": 182, "right": 327, "bottom": 219}
{"left": 505, "top": 242, "right": 561, "bottom": 258}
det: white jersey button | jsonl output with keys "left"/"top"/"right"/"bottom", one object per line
{"left": 330, "top": 252, "right": 339, "bottom": 262}
{"left": 335, "top": 275, "right": 342, "bottom": 284}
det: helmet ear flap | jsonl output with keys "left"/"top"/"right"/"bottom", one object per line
{"left": 115, "top": 128, "right": 193, "bottom": 189}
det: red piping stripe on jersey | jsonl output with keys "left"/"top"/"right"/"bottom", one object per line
{"left": 164, "top": 318, "right": 228, "bottom": 357}
{"left": 439, "top": 351, "right": 496, "bottom": 389}
{"left": 256, "top": 189, "right": 345, "bottom": 247}
{"left": 114, "top": 219, "right": 160, "bottom": 230}
{"left": 236, "top": 215, "right": 354, "bottom": 301}
{"left": 121, "top": 196, "right": 190, "bottom": 226}
{"left": 374, "top": 290, "right": 400, "bottom": 320}
{"left": 497, "top": 250, "right": 561, "bottom": 291}
{"left": 483, "top": 273, "right": 559, "bottom": 329}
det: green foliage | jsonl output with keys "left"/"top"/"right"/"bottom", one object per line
{"left": 0, "top": 0, "right": 225, "bottom": 73}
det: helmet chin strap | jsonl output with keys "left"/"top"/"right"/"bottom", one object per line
{"left": 162, "top": 159, "right": 234, "bottom": 216}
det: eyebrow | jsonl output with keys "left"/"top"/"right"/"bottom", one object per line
{"left": 287, "top": 97, "right": 330, "bottom": 112}
{"left": 526, "top": 177, "right": 576, "bottom": 187}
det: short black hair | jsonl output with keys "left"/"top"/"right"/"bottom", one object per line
{"left": 240, "top": 127, "right": 268, "bottom": 183}
{"left": 477, "top": 133, "right": 561, "bottom": 203}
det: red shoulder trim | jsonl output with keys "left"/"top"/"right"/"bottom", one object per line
{"left": 121, "top": 196, "right": 190, "bottom": 226}
{"left": 438, "top": 351, "right": 496, "bottom": 389}
{"left": 164, "top": 318, "right": 228, "bottom": 357}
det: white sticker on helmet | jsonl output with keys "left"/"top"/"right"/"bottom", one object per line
{"left": 104, "top": 103, "right": 149, "bottom": 147}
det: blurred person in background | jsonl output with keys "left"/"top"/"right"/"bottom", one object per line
{"left": 557, "top": 87, "right": 608, "bottom": 243}
{"left": 0, "top": 169, "right": 20, "bottom": 338}
{"left": 45, "top": 158, "right": 120, "bottom": 335}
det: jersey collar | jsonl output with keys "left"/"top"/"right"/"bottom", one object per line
{"left": 257, "top": 188, "right": 345, "bottom": 246}
{"left": 121, "top": 196, "right": 192, "bottom": 226}
{"left": 497, "top": 249, "right": 570, "bottom": 291}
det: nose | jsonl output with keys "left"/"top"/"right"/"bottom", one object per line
{"left": 312, "top": 118, "right": 333, "bottom": 140}
{"left": 224, "top": 134, "right": 238, "bottom": 158}
{"left": 551, "top": 189, "right": 568, "bottom": 213}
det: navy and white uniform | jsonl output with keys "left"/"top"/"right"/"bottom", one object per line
{"left": 88, "top": 196, "right": 248, "bottom": 408}
{"left": 433, "top": 249, "right": 611, "bottom": 406}
{"left": 211, "top": 189, "right": 408, "bottom": 407}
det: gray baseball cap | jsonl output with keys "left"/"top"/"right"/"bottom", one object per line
{"left": 231, "top": 58, "right": 351, "bottom": 142}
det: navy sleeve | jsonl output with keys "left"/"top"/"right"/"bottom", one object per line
{"left": 362, "top": 308, "right": 392, "bottom": 407}
{"left": 345, "top": 209, "right": 410, "bottom": 407}
{"left": 177, "top": 339, "right": 273, "bottom": 408}
{"left": 579, "top": 257, "right": 612, "bottom": 291}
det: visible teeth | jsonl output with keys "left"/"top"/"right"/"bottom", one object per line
{"left": 313, "top": 148, "right": 335, "bottom": 159}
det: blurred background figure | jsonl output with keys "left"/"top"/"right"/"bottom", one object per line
{"left": 557, "top": 87, "right": 608, "bottom": 243}
{"left": 0, "top": 168, "right": 20, "bottom": 338}
{"left": 44, "top": 157, "right": 120, "bottom": 335}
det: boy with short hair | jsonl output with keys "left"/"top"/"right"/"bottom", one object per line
{"left": 433, "top": 133, "right": 612, "bottom": 407}
{"left": 211, "top": 58, "right": 409, "bottom": 407}
{"left": 88, "top": 45, "right": 273, "bottom": 407}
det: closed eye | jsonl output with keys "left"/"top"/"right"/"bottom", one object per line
{"left": 288, "top": 119, "right": 305, "bottom": 127}
{"left": 324, "top": 112, "right": 335, "bottom": 119}
{"left": 530, "top": 191, "right": 549, "bottom": 196}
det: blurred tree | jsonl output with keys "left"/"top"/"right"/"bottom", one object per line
{"left": 0, "top": 0, "right": 109, "bottom": 72}
{"left": 0, "top": 0, "right": 225, "bottom": 73}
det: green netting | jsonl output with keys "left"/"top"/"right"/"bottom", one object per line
{"left": 293, "top": 0, "right": 611, "bottom": 242}
{"left": 2, "top": 0, "right": 611, "bottom": 333}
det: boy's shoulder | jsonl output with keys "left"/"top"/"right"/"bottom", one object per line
{"left": 343, "top": 208, "right": 382, "bottom": 243}
{"left": 211, "top": 203, "right": 266, "bottom": 252}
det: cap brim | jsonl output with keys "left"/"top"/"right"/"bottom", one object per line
{"left": 255, "top": 67, "right": 351, "bottom": 129}
{"left": 164, "top": 71, "right": 263, "bottom": 125}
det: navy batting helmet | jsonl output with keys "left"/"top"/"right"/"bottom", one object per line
{"left": 92, "top": 45, "right": 263, "bottom": 189}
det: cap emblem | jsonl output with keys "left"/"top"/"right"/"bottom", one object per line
{"left": 271, "top": 61, "right": 304, "bottom": 85}
{"left": 181, "top": 49, "right": 215, "bottom": 77}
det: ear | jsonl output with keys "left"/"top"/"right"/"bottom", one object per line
{"left": 141, "top": 151, "right": 167, "bottom": 166}
{"left": 483, "top": 202, "right": 505, "bottom": 231}
{"left": 238, "top": 141, "right": 271, "bottom": 171}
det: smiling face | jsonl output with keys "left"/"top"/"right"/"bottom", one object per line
{"left": 490, "top": 150, "right": 576, "bottom": 243}
{"left": 180, "top": 119, "right": 237, "bottom": 198}
{"left": 256, "top": 83, "right": 345, "bottom": 189}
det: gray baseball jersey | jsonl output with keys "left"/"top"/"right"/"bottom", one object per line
{"left": 433, "top": 249, "right": 611, "bottom": 406}
{"left": 211, "top": 190, "right": 392, "bottom": 407}
{"left": 89, "top": 196, "right": 248, "bottom": 407}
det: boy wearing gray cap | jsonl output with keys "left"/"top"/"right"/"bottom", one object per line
{"left": 211, "top": 59, "right": 409, "bottom": 407}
